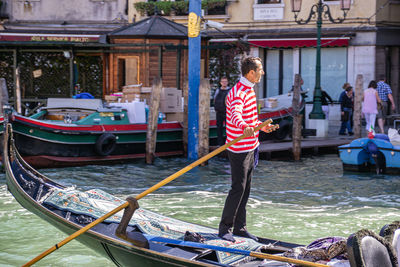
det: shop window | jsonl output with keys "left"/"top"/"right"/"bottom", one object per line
{"left": 300, "top": 47, "right": 347, "bottom": 102}
{"left": 264, "top": 49, "right": 293, "bottom": 97}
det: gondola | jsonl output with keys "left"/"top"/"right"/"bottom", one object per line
{"left": 4, "top": 123, "right": 398, "bottom": 267}
{"left": 3, "top": 123, "right": 303, "bottom": 266}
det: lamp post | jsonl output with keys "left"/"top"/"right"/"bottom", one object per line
{"left": 291, "top": 0, "right": 351, "bottom": 120}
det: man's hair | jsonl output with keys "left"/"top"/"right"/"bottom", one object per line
{"left": 220, "top": 76, "right": 228, "bottom": 81}
{"left": 368, "top": 80, "right": 377, "bottom": 89}
{"left": 241, "top": 57, "right": 262, "bottom": 76}
{"left": 379, "top": 75, "right": 386, "bottom": 81}
{"left": 342, "top": 82, "right": 350, "bottom": 89}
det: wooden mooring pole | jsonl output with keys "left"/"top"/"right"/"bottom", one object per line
{"left": 146, "top": 77, "right": 162, "bottom": 164}
{"left": 353, "top": 74, "right": 363, "bottom": 138}
{"left": 182, "top": 78, "right": 189, "bottom": 155}
{"left": 198, "top": 78, "right": 211, "bottom": 165}
{"left": 0, "top": 78, "right": 9, "bottom": 115}
{"left": 292, "top": 74, "right": 303, "bottom": 161}
{"left": 15, "top": 67, "right": 22, "bottom": 114}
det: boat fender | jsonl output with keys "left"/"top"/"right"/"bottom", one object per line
{"left": 95, "top": 133, "right": 117, "bottom": 156}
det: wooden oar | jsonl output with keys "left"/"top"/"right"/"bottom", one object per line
{"left": 23, "top": 119, "right": 276, "bottom": 267}
{"left": 145, "top": 235, "right": 329, "bottom": 267}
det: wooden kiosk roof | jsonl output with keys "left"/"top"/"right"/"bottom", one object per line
{"left": 107, "top": 15, "right": 188, "bottom": 39}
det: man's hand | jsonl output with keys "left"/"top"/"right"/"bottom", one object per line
{"left": 260, "top": 124, "right": 271, "bottom": 133}
{"left": 243, "top": 126, "right": 255, "bottom": 137}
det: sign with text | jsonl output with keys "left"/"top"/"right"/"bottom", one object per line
{"left": 253, "top": 5, "right": 284, "bottom": 20}
{"left": 0, "top": 34, "right": 99, "bottom": 43}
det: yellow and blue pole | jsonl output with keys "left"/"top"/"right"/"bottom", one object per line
{"left": 187, "top": 0, "right": 201, "bottom": 160}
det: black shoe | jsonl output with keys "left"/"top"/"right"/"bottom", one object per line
{"left": 348, "top": 132, "right": 354, "bottom": 136}
{"left": 339, "top": 133, "right": 346, "bottom": 136}
{"left": 233, "top": 229, "right": 259, "bottom": 242}
{"left": 218, "top": 232, "right": 236, "bottom": 242}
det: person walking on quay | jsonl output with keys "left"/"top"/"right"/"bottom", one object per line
{"left": 321, "top": 89, "right": 333, "bottom": 119}
{"left": 339, "top": 82, "right": 353, "bottom": 127}
{"left": 377, "top": 76, "right": 396, "bottom": 133}
{"left": 339, "top": 86, "right": 354, "bottom": 136}
{"left": 218, "top": 56, "right": 268, "bottom": 243}
{"left": 362, "top": 80, "right": 381, "bottom": 133}
{"left": 214, "top": 77, "right": 231, "bottom": 146}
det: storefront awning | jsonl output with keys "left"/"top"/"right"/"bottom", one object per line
{"left": 210, "top": 37, "right": 350, "bottom": 48}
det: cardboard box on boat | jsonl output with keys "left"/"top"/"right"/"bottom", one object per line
{"left": 160, "top": 88, "right": 182, "bottom": 113}
{"left": 166, "top": 112, "right": 184, "bottom": 122}
{"left": 122, "top": 84, "right": 141, "bottom": 94}
{"left": 122, "top": 93, "right": 140, "bottom": 103}
{"left": 265, "top": 97, "right": 278, "bottom": 108}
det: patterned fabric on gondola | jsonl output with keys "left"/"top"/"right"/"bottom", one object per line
{"left": 44, "top": 188, "right": 263, "bottom": 265}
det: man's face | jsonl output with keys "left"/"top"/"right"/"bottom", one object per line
{"left": 248, "top": 60, "right": 264, "bottom": 84}
{"left": 220, "top": 78, "right": 228, "bottom": 88}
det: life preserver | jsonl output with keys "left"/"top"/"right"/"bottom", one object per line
{"left": 95, "top": 133, "right": 117, "bottom": 156}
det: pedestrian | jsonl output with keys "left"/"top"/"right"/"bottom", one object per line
{"left": 321, "top": 89, "right": 333, "bottom": 119}
{"left": 338, "top": 82, "right": 351, "bottom": 103}
{"left": 339, "top": 82, "right": 353, "bottom": 128}
{"left": 376, "top": 76, "right": 396, "bottom": 133}
{"left": 339, "top": 86, "right": 354, "bottom": 136}
{"left": 362, "top": 80, "right": 381, "bottom": 133}
{"left": 218, "top": 56, "right": 270, "bottom": 243}
{"left": 214, "top": 77, "right": 231, "bottom": 146}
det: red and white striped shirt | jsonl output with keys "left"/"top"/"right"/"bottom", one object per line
{"left": 226, "top": 77, "right": 262, "bottom": 153}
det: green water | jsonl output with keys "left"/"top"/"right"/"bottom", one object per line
{"left": 1, "top": 155, "right": 399, "bottom": 266}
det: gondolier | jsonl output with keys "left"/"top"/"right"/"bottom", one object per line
{"left": 218, "top": 56, "right": 269, "bottom": 243}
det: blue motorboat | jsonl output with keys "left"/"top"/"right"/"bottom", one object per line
{"left": 338, "top": 134, "right": 400, "bottom": 174}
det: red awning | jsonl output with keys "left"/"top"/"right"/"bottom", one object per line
{"left": 248, "top": 38, "right": 349, "bottom": 48}
{"left": 210, "top": 37, "right": 349, "bottom": 48}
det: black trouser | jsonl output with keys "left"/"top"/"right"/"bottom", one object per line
{"left": 216, "top": 111, "right": 226, "bottom": 146}
{"left": 219, "top": 149, "right": 255, "bottom": 234}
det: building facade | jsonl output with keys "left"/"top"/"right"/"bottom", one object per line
{"left": 130, "top": 0, "right": 400, "bottom": 108}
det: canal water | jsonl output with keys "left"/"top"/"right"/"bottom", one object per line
{"left": 0, "top": 154, "right": 399, "bottom": 266}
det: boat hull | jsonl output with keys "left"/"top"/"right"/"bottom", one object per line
{"left": 338, "top": 137, "right": 400, "bottom": 174}
{"left": 11, "top": 115, "right": 188, "bottom": 167}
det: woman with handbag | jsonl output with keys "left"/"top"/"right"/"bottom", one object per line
{"left": 339, "top": 86, "right": 354, "bottom": 136}
{"left": 362, "top": 80, "right": 381, "bottom": 133}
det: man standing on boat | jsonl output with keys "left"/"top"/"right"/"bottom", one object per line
{"left": 214, "top": 76, "right": 231, "bottom": 146}
{"left": 218, "top": 56, "right": 268, "bottom": 243}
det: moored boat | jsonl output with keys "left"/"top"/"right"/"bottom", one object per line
{"left": 338, "top": 134, "right": 400, "bottom": 174}
{"left": 8, "top": 95, "right": 295, "bottom": 168}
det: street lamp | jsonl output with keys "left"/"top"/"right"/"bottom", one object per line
{"left": 291, "top": 0, "right": 351, "bottom": 119}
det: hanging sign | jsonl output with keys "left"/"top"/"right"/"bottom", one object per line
{"left": 188, "top": 12, "right": 201, "bottom": 38}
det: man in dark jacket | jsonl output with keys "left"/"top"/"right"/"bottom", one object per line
{"left": 214, "top": 77, "right": 231, "bottom": 146}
